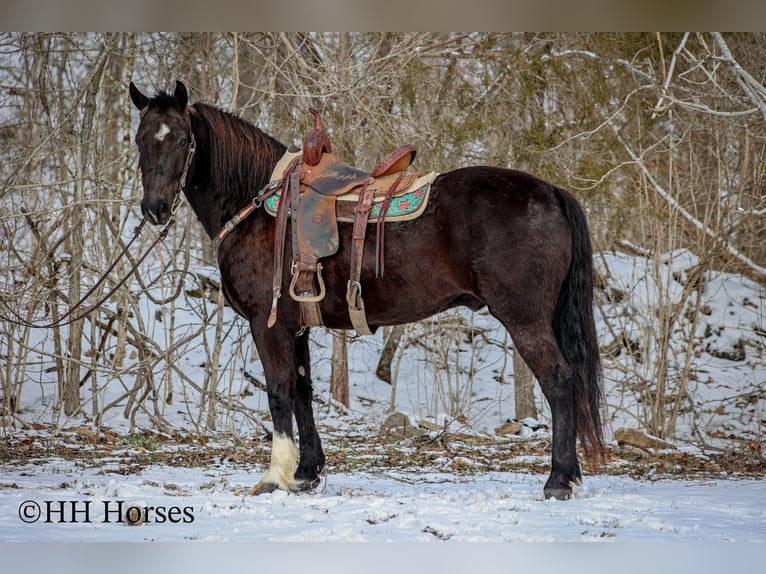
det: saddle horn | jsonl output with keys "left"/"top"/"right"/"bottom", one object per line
{"left": 303, "top": 108, "right": 332, "bottom": 166}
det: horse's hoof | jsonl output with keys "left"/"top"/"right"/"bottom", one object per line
{"left": 248, "top": 478, "right": 317, "bottom": 496}
{"left": 544, "top": 473, "right": 577, "bottom": 500}
{"left": 248, "top": 481, "right": 280, "bottom": 496}
{"left": 544, "top": 487, "right": 573, "bottom": 501}
{"left": 291, "top": 477, "right": 321, "bottom": 493}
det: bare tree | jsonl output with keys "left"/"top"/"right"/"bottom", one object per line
{"left": 1, "top": 32, "right": 764, "bottom": 446}
{"left": 330, "top": 333, "right": 349, "bottom": 407}
{"left": 513, "top": 348, "right": 537, "bottom": 421}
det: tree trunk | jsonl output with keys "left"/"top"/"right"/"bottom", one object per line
{"left": 513, "top": 346, "right": 537, "bottom": 420}
{"left": 330, "top": 332, "right": 349, "bottom": 407}
{"left": 62, "top": 44, "right": 110, "bottom": 416}
{"left": 376, "top": 325, "right": 405, "bottom": 384}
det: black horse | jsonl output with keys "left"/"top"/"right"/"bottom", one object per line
{"left": 129, "top": 80, "right": 605, "bottom": 500}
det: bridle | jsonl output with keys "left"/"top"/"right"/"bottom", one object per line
{"left": 211, "top": 149, "right": 287, "bottom": 261}
{"left": 138, "top": 104, "right": 197, "bottom": 215}
{"left": 174, "top": 108, "right": 197, "bottom": 198}
{"left": 0, "top": 107, "right": 196, "bottom": 329}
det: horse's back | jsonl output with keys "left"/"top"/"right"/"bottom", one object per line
{"left": 314, "top": 165, "right": 575, "bottom": 329}
{"left": 428, "top": 165, "right": 573, "bottom": 281}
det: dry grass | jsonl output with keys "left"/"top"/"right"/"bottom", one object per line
{"left": 2, "top": 421, "right": 763, "bottom": 484}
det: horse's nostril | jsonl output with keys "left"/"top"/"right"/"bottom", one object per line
{"left": 141, "top": 199, "right": 170, "bottom": 225}
{"left": 158, "top": 201, "right": 170, "bottom": 221}
{"left": 140, "top": 202, "right": 155, "bottom": 225}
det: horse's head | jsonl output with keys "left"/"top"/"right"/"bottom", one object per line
{"left": 129, "top": 80, "right": 195, "bottom": 226}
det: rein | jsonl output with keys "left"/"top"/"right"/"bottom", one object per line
{"left": 0, "top": 110, "right": 196, "bottom": 330}
{"left": 211, "top": 155, "right": 284, "bottom": 261}
{"left": 0, "top": 217, "right": 175, "bottom": 329}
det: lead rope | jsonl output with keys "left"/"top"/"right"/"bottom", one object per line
{"left": 0, "top": 114, "right": 196, "bottom": 330}
{"left": 0, "top": 217, "right": 178, "bottom": 330}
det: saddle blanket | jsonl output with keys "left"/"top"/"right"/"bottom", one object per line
{"left": 263, "top": 150, "right": 438, "bottom": 223}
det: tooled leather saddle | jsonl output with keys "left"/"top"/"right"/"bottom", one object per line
{"left": 215, "top": 108, "right": 436, "bottom": 335}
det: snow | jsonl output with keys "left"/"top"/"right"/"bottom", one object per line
{"left": 1, "top": 247, "right": 765, "bottom": 554}
{"left": 1, "top": 460, "right": 764, "bottom": 543}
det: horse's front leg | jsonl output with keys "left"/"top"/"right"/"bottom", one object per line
{"left": 248, "top": 322, "right": 304, "bottom": 495}
{"left": 293, "top": 330, "right": 325, "bottom": 487}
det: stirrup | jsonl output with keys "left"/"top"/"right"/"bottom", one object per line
{"left": 289, "top": 262, "right": 326, "bottom": 303}
{"left": 345, "top": 280, "right": 373, "bottom": 336}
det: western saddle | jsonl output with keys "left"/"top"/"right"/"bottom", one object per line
{"left": 215, "top": 108, "right": 434, "bottom": 335}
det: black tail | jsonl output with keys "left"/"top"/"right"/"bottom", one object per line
{"left": 553, "top": 187, "right": 605, "bottom": 466}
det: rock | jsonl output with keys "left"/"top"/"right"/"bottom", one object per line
{"left": 124, "top": 503, "right": 146, "bottom": 526}
{"left": 381, "top": 412, "right": 408, "bottom": 429}
{"left": 495, "top": 421, "right": 524, "bottom": 436}
{"left": 614, "top": 427, "right": 675, "bottom": 451}
{"left": 518, "top": 417, "right": 548, "bottom": 432}
{"left": 417, "top": 419, "right": 444, "bottom": 432}
{"left": 450, "top": 433, "right": 494, "bottom": 444}
{"left": 706, "top": 337, "right": 746, "bottom": 362}
{"left": 380, "top": 412, "right": 427, "bottom": 440}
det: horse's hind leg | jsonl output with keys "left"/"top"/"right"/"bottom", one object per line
{"left": 505, "top": 321, "right": 581, "bottom": 500}
{"left": 293, "top": 330, "right": 325, "bottom": 488}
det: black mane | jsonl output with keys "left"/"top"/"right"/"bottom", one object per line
{"left": 191, "top": 102, "right": 287, "bottom": 219}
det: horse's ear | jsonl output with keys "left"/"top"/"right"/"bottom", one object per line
{"left": 129, "top": 81, "right": 149, "bottom": 111}
{"left": 174, "top": 80, "right": 188, "bottom": 111}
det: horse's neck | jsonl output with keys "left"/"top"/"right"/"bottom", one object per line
{"left": 186, "top": 117, "right": 281, "bottom": 240}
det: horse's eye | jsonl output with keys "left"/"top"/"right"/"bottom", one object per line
{"left": 178, "top": 138, "right": 187, "bottom": 149}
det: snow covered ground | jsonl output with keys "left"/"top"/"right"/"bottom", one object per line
{"left": 1, "top": 457, "right": 764, "bottom": 543}
{"left": 1, "top": 462, "right": 765, "bottom": 574}
{"left": 1, "top": 248, "right": 765, "bottom": 558}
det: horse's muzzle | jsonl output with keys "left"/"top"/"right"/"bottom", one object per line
{"left": 141, "top": 197, "right": 172, "bottom": 225}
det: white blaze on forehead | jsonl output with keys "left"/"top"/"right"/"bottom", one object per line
{"left": 154, "top": 123, "right": 171, "bottom": 141}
